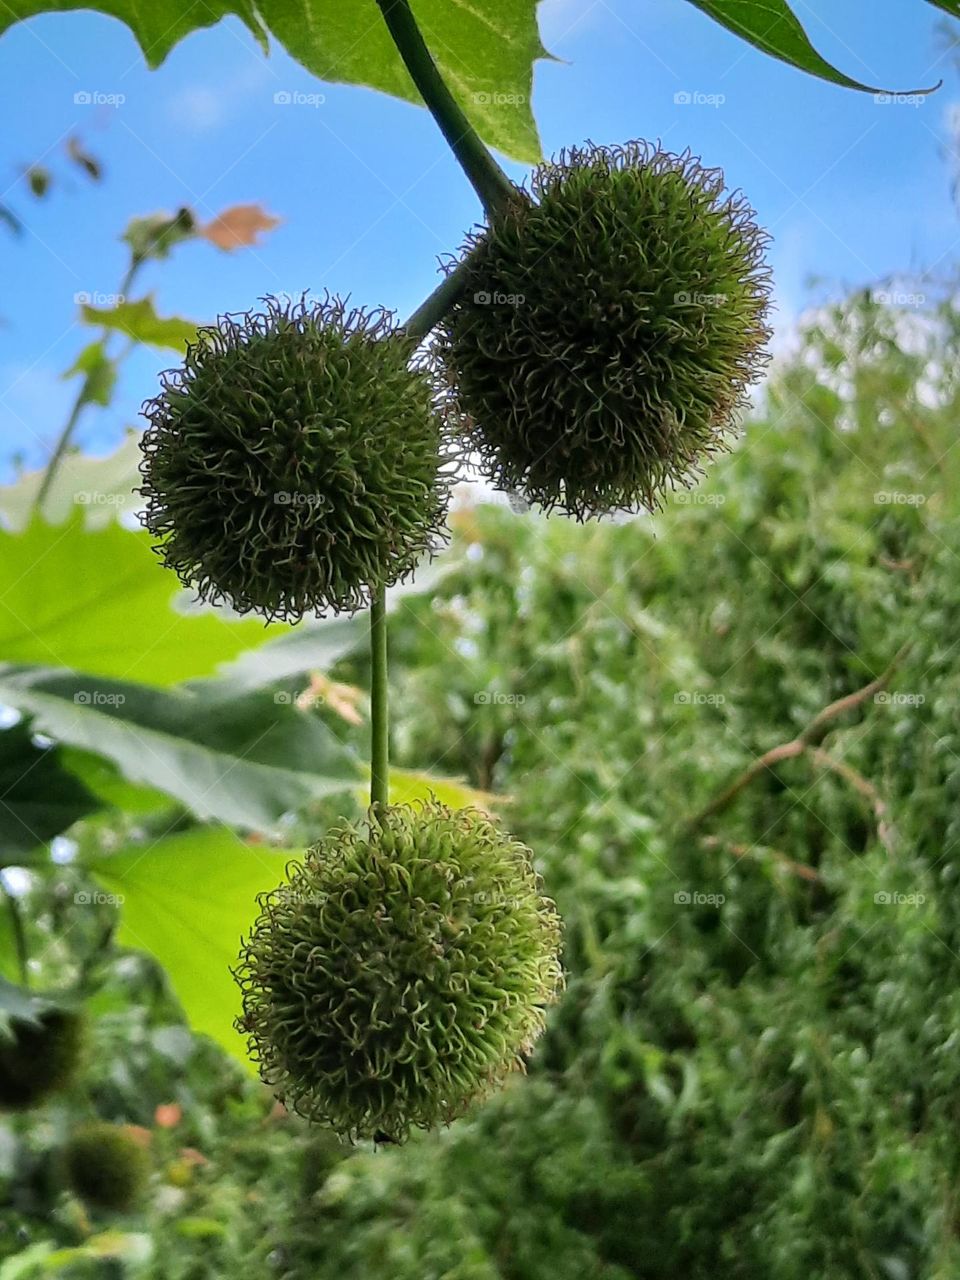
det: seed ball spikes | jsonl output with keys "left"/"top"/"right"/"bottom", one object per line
{"left": 140, "top": 295, "right": 453, "bottom": 621}
{"left": 235, "top": 801, "right": 563, "bottom": 1142}
{"left": 436, "top": 141, "right": 772, "bottom": 518}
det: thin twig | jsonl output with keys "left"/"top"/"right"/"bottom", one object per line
{"left": 700, "top": 835, "right": 822, "bottom": 884}
{"left": 686, "top": 644, "right": 910, "bottom": 833}
{"left": 809, "top": 747, "right": 895, "bottom": 854}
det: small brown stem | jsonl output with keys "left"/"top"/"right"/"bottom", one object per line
{"left": 700, "top": 835, "right": 821, "bottom": 884}
{"left": 686, "top": 644, "right": 910, "bottom": 833}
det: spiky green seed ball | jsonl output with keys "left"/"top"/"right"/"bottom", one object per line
{"left": 235, "top": 802, "right": 563, "bottom": 1142}
{"left": 140, "top": 296, "right": 451, "bottom": 621}
{"left": 0, "top": 1007, "right": 83, "bottom": 1111}
{"left": 61, "top": 1122, "right": 150, "bottom": 1212}
{"left": 437, "top": 141, "right": 772, "bottom": 518}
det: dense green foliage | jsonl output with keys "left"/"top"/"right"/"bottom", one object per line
{"left": 4, "top": 289, "right": 960, "bottom": 1277}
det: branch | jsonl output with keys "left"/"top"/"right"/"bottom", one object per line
{"left": 33, "top": 254, "right": 144, "bottom": 515}
{"left": 797, "top": 644, "right": 911, "bottom": 749}
{"left": 686, "top": 644, "right": 910, "bottom": 834}
{"left": 700, "top": 836, "right": 822, "bottom": 884}
{"left": 403, "top": 258, "right": 469, "bottom": 341}
{"left": 809, "top": 747, "right": 895, "bottom": 855}
{"left": 375, "top": 0, "right": 517, "bottom": 218}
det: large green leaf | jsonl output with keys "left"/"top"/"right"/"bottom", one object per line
{"left": 92, "top": 828, "right": 296, "bottom": 1069}
{"left": 685, "top": 0, "right": 939, "bottom": 93}
{"left": 212, "top": 616, "right": 366, "bottom": 694}
{"left": 209, "top": 558, "right": 454, "bottom": 693}
{"left": 0, "top": 667, "right": 358, "bottom": 831}
{"left": 0, "top": 436, "right": 142, "bottom": 530}
{"left": 0, "top": 515, "right": 286, "bottom": 686}
{"left": 0, "top": 720, "right": 98, "bottom": 861}
{"left": 0, "top": 0, "right": 545, "bottom": 162}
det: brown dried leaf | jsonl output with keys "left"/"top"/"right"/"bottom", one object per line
{"left": 200, "top": 203, "right": 280, "bottom": 251}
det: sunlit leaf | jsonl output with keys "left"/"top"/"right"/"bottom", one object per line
{"left": 0, "top": 515, "right": 287, "bottom": 686}
{"left": 0, "top": 435, "right": 142, "bottom": 530}
{"left": 0, "top": 0, "right": 546, "bottom": 162}
{"left": 92, "top": 828, "right": 299, "bottom": 1069}
{"left": 355, "top": 765, "right": 499, "bottom": 813}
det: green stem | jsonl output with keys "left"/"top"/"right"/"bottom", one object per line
{"left": 375, "top": 0, "right": 516, "bottom": 218}
{"left": 403, "top": 261, "right": 469, "bottom": 341}
{"left": 369, "top": 588, "right": 390, "bottom": 815}
{"left": 33, "top": 255, "right": 143, "bottom": 515}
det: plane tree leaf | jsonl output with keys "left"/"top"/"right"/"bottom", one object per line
{"left": 91, "top": 828, "right": 298, "bottom": 1069}
{"left": 0, "top": 516, "right": 286, "bottom": 687}
{"left": 0, "top": 0, "right": 547, "bottom": 162}
{"left": 0, "top": 667, "right": 358, "bottom": 831}
{"left": 684, "top": 0, "right": 940, "bottom": 93}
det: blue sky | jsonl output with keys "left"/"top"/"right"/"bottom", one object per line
{"left": 0, "top": 0, "right": 958, "bottom": 474}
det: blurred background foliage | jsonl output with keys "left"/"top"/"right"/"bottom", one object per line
{"left": 3, "top": 283, "right": 960, "bottom": 1276}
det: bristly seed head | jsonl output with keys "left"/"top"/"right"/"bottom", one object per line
{"left": 140, "top": 295, "right": 454, "bottom": 621}
{"left": 436, "top": 140, "right": 773, "bottom": 519}
{"left": 0, "top": 1006, "right": 84, "bottom": 1111}
{"left": 61, "top": 1121, "right": 150, "bottom": 1212}
{"left": 235, "top": 801, "right": 563, "bottom": 1142}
